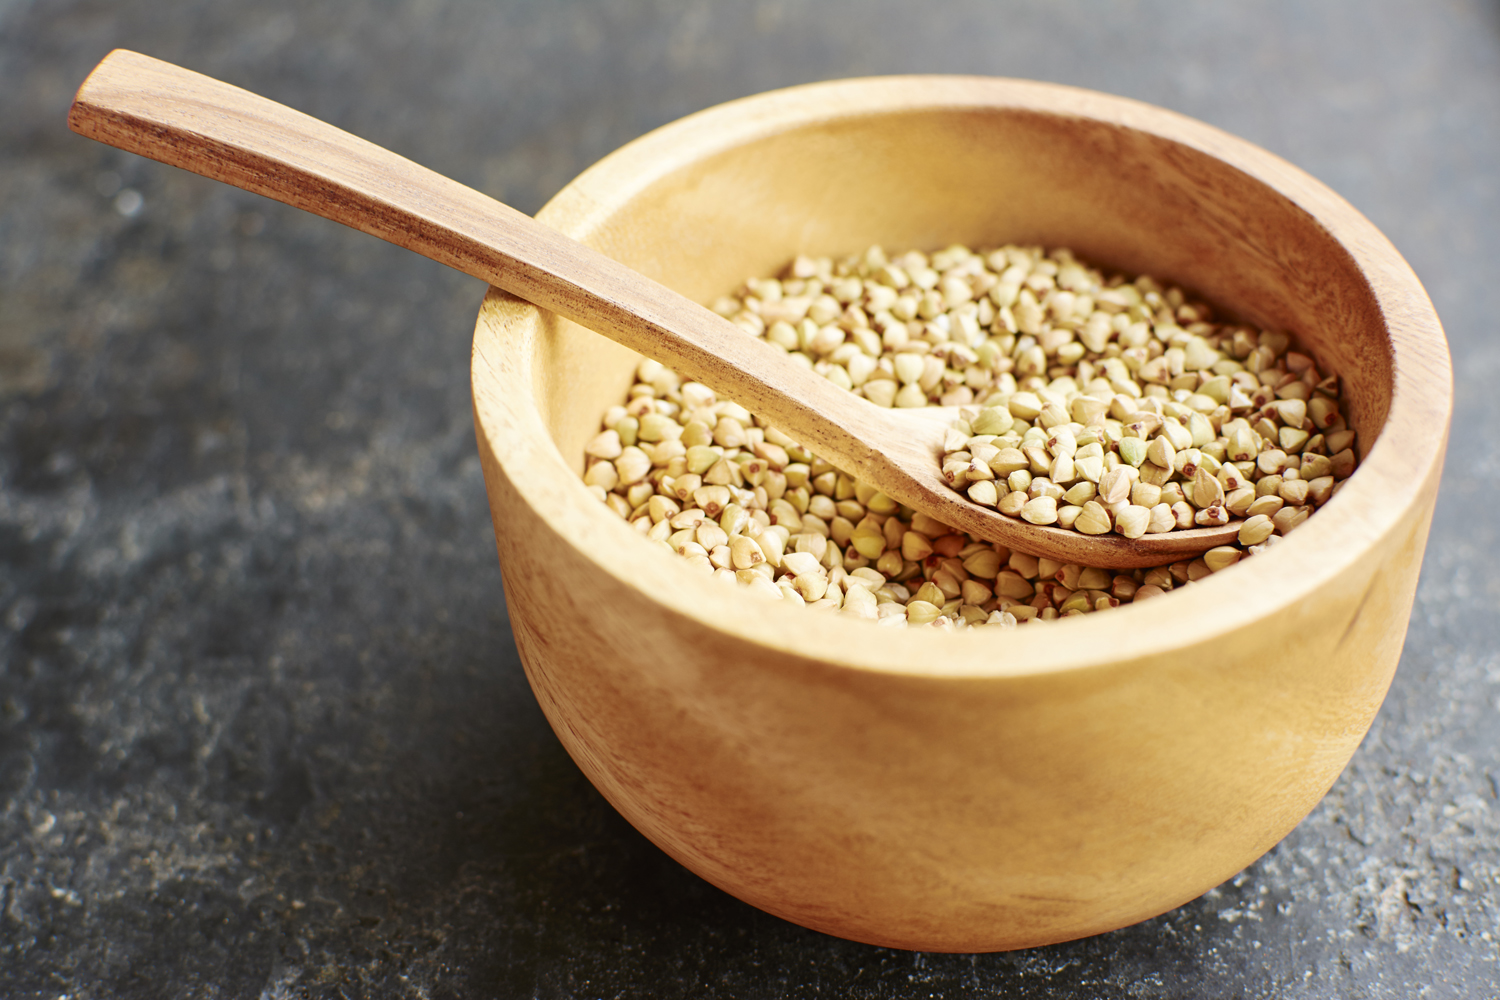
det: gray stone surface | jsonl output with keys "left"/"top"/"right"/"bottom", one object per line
{"left": 2, "top": 0, "right": 1497, "bottom": 996}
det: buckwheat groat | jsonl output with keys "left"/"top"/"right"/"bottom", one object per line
{"left": 580, "top": 244, "right": 1356, "bottom": 628}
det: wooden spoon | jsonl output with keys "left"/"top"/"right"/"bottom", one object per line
{"left": 68, "top": 49, "right": 1240, "bottom": 568}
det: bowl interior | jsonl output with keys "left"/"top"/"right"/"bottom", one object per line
{"left": 533, "top": 100, "right": 1393, "bottom": 481}
{"left": 475, "top": 76, "right": 1450, "bottom": 679}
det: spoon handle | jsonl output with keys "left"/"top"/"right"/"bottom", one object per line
{"left": 69, "top": 49, "right": 891, "bottom": 475}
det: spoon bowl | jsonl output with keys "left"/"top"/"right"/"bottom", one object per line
{"left": 871, "top": 405, "right": 1241, "bottom": 563}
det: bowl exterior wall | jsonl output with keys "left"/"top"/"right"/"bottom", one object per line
{"left": 470, "top": 78, "right": 1450, "bottom": 951}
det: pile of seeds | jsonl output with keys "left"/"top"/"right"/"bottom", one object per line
{"left": 580, "top": 244, "right": 1358, "bottom": 629}
{"left": 935, "top": 258, "right": 1356, "bottom": 539}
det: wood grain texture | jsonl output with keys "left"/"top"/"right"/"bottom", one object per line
{"left": 469, "top": 76, "right": 1450, "bottom": 950}
{"left": 68, "top": 49, "right": 1236, "bottom": 567}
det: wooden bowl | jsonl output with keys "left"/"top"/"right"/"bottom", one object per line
{"left": 469, "top": 77, "right": 1450, "bottom": 952}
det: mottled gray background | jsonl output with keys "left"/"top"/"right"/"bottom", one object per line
{"left": 2, "top": 0, "right": 1497, "bottom": 997}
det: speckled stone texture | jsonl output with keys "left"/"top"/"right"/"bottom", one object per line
{"left": 1, "top": 1, "right": 1497, "bottom": 997}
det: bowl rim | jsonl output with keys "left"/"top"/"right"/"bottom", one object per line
{"left": 470, "top": 74, "right": 1452, "bottom": 680}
